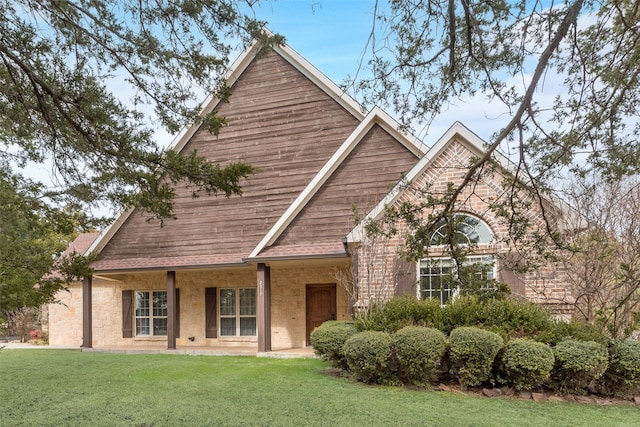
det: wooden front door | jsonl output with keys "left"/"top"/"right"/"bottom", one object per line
{"left": 306, "top": 284, "right": 337, "bottom": 346}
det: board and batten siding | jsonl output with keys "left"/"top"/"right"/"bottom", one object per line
{"left": 98, "top": 50, "right": 361, "bottom": 260}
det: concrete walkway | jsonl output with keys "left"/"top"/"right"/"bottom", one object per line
{"left": 0, "top": 342, "right": 78, "bottom": 350}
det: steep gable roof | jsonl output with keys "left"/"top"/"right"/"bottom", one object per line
{"left": 345, "top": 122, "right": 582, "bottom": 243}
{"left": 88, "top": 39, "right": 365, "bottom": 259}
{"left": 86, "top": 37, "right": 424, "bottom": 272}
{"left": 346, "top": 122, "right": 494, "bottom": 242}
{"left": 247, "top": 107, "right": 425, "bottom": 259}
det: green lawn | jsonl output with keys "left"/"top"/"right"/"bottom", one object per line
{"left": 1, "top": 350, "right": 637, "bottom": 426}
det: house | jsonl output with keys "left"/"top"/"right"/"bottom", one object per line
{"left": 48, "top": 37, "right": 572, "bottom": 353}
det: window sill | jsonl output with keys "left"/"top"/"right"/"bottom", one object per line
{"left": 217, "top": 337, "right": 257, "bottom": 343}
{"left": 133, "top": 336, "right": 167, "bottom": 341}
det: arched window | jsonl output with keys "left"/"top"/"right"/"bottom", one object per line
{"left": 419, "top": 214, "right": 495, "bottom": 305}
{"left": 429, "top": 214, "right": 493, "bottom": 246}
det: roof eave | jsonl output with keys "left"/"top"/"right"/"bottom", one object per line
{"left": 92, "top": 261, "right": 249, "bottom": 274}
{"left": 243, "top": 252, "right": 349, "bottom": 263}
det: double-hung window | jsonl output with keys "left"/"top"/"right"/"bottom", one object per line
{"left": 219, "top": 288, "right": 257, "bottom": 337}
{"left": 419, "top": 214, "right": 495, "bottom": 304}
{"left": 135, "top": 291, "right": 168, "bottom": 336}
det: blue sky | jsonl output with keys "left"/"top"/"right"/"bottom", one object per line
{"left": 244, "top": 0, "right": 513, "bottom": 144}
{"left": 250, "top": 1, "right": 376, "bottom": 82}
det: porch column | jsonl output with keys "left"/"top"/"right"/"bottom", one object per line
{"left": 82, "top": 276, "right": 92, "bottom": 348}
{"left": 167, "top": 271, "right": 176, "bottom": 350}
{"left": 257, "top": 263, "right": 271, "bottom": 352}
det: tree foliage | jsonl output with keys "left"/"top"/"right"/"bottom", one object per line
{"left": 349, "top": 1, "right": 640, "bottom": 321}
{"left": 0, "top": 0, "right": 281, "bottom": 219}
{"left": 0, "top": 166, "right": 94, "bottom": 319}
{"left": 559, "top": 176, "right": 640, "bottom": 337}
{"left": 355, "top": 0, "right": 640, "bottom": 205}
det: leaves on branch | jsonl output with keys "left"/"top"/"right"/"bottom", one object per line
{"left": 0, "top": 0, "right": 282, "bottom": 220}
{"left": 354, "top": 0, "right": 640, "bottom": 199}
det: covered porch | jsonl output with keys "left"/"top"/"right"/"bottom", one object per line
{"left": 75, "top": 258, "right": 351, "bottom": 354}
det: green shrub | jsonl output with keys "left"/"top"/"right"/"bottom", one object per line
{"left": 393, "top": 326, "right": 447, "bottom": 385}
{"left": 309, "top": 321, "right": 357, "bottom": 368}
{"left": 537, "top": 319, "right": 609, "bottom": 346}
{"left": 343, "top": 331, "right": 394, "bottom": 384}
{"left": 498, "top": 339, "right": 555, "bottom": 390}
{"left": 551, "top": 339, "right": 609, "bottom": 394}
{"left": 354, "top": 296, "right": 442, "bottom": 333}
{"left": 448, "top": 326, "right": 504, "bottom": 387}
{"left": 600, "top": 340, "right": 640, "bottom": 396}
{"left": 441, "top": 296, "right": 553, "bottom": 338}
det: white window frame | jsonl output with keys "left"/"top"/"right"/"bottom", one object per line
{"left": 134, "top": 290, "right": 168, "bottom": 337}
{"left": 219, "top": 288, "right": 257, "bottom": 337}
{"left": 419, "top": 256, "right": 496, "bottom": 305}
{"left": 419, "top": 214, "right": 496, "bottom": 305}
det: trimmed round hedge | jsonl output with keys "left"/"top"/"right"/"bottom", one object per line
{"left": 393, "top": 326, "right": 447, "bottom": 385}
{"left": 309, "top": 321, "right": 357, "bottom": 368}
{"left": 343, "top": 331, "right": 393, "bottom": 384}
{"left": 601, "top": 339, "right": 640, "bottom": 396}
{"left": 552, "top": 339, "right": 609, "bottom": 394}
{"left": 449, "top": 326, "right": 504, "bottom": 387}
{"left": 499, "top": 339, "right": 555, "bottom": 390}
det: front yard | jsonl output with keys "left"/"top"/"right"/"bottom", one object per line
{"left": 1, "top": 350, "right": 638, "bottom": 426}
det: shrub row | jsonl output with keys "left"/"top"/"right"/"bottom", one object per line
{"left": 354, "top": 295, "right": 609, "bottom": 344}
{"left": 311, "top": 321, "right": 640, "bottom": 395}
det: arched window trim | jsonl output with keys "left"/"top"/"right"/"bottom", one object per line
{"left": 428, "top": 213, "right": 494, "bottom": 247}
{"left": 419, "top": 213, "right": 496, "bottom": 305}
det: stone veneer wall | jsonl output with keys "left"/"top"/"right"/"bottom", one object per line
{"left": 48, "top": 281, "right": 83, "bottom": 347}
{"left": 269, "top": 262, "right": 352, "bottom": 349}
{"left": 48, "top": 260, "right": 351, "bottom": 349}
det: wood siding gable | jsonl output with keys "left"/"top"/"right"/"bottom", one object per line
{"left": 271, "top": 124, "right": 420, "bottom": 246}
{"left": 247, "top": 108, "right": 425, "bottom": 259}
{"left": 94, "top": 47, "right": 365, "bottom": 267}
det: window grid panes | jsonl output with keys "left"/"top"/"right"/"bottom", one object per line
{"left": 219, "top": 288, "right": 257, "bottom": 337}
{"left": 135, "top": 291, "right": 168, "bottom": 336}
{"left": 420, "top": 256, "right": 495, "bottom": 305}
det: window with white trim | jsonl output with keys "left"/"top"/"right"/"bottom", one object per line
{"left": 419, "top": 214, "right": 495, "bottom": 304}
{"left": 135, "top": 291, "right": 168, "bottom": 336}
{"left": 219, "top": 288, "right": 257, "bottom": 336}
{"left": 419, "top": 256, "right": 496, "bottom": 304}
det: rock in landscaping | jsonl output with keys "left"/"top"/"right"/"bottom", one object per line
{"left": 482, "top": 388, "right": 502, "bottom": 397}
{"left": 499, "top": 387, "right": 515, "bottom": 396}
{"left": 435, "top": 384, "right": 453, "bottom": 392}
{"left": 518, "top": 391, "right": 532, "bottom": 400}
{"left": 633, "top": 396, "right": 640, "bottom": 405}
{"left": 575, "top": 396, "right": 594, "bottom": 404}
{"left": 532, "top": 392, "right": 547, "bottom": 402}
